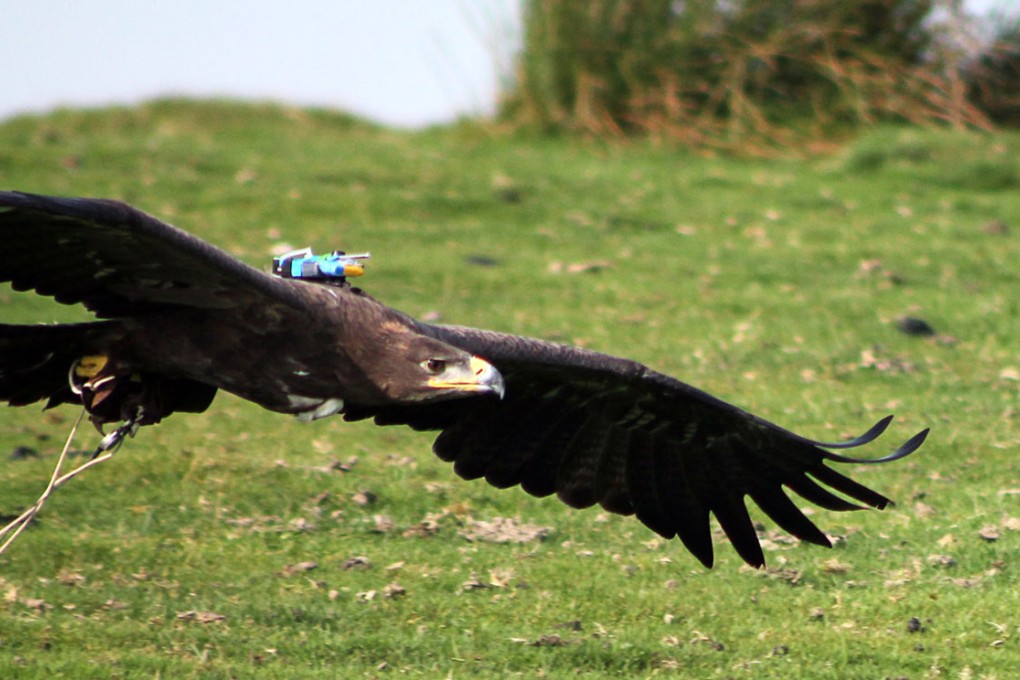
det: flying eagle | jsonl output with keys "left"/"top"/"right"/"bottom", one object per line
{"left": 0, "top": 191, "right": 927, "bottom": 568}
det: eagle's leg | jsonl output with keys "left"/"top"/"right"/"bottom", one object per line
{"left": 68, "top": 354, "right": 166, "bottom": 434}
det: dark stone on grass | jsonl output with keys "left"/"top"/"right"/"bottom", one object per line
{"left": 464, "top": 254, "right": 500, "bottom": 267}
{"left": 9, "top": 446, "right": 39, "bottom": 460}
{"left": 495, "top": 188, "right": 523, "bottom": 204}
{"left": 896, "top": 317, "right": 936, "bottom": 337}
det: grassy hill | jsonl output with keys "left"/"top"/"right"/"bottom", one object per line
{"left": 1, "top": 100, "right": 1018, "bottom": 678}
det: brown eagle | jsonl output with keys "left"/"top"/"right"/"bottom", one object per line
{"left": 0, "top": 191, "right": 927, "bottom": 568}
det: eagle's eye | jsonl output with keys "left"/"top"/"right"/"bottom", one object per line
{"left": 422, "top": 358, "right": 446, "bottom": 374}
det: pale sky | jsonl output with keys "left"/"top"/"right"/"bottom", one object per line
{"left": 0, "top": 1, "right": 519, "bottom": 128}
{"left": 0, "top": 0, "right": 1010, "bottom": 129}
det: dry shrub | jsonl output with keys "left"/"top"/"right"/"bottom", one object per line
{"left": 504, "top": 0, "right": 995, "bottom": 152}
{"left": 963, "top": 12, "right": 1020, "bottom": 125}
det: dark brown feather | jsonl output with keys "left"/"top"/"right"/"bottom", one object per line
{"left": 553, "top": 411, "right": 615, "bottom": 509}
{"left": 594, "top": 427, "right": 636, "bottom": 516}
{"left": 625, "top": 430, "right": 672, "bottom": 537}
{"left": 517, "top": 408, "right": 588, "bottom": 498}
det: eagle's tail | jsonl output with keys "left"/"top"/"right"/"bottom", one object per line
{"left": 0, "top": 322, "right": 114, "bottom": 409}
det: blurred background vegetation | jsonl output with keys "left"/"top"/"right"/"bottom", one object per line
{"left": 500, "top": 0, "right": 1020, "bottom": 152}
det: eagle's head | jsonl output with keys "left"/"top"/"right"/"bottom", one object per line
{"left": 362, "top": 331, "right": 505, "bottom": 403}
{"left": 423, "top": 353, "right": 504, "bottom": 399}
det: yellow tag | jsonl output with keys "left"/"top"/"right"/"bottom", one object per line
{"left": 75, "top": 355, "right": 109, "bottom": 378}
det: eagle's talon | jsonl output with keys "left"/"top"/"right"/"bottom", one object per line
{"left": 92, "top": 408, "right": 142, "bottom": 458}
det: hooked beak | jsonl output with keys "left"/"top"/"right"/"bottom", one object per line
{"left": 428, "top": 355, "right": 505, "bottom": 398}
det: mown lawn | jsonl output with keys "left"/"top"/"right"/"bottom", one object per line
{"left": 0, "top": 100, "right": 1018, "bottom": 678}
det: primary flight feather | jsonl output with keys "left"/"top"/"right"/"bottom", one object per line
{"left": 0, "top": 191, "right": 927, "bottom": 568}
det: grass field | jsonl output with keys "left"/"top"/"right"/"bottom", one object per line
{"left": 0, "top": 100, "right": 1018, "bottom": 678}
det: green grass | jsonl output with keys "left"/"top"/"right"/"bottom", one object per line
{"left": 1, "top": 99, "right": 1019, "bottom": 678}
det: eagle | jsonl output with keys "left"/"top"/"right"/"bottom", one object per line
{"left": 0, "top": 191, "right": 927, "bottom": 568}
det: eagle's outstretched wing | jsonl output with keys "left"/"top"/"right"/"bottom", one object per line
{"left": 346, "top": 324, "right": 928, "bottom": 568}
{"left": 0, "top": 191, "right": 305, "bottom": 316}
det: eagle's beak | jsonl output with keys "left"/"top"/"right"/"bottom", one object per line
{"left": 428, "top": 355, "right": 505, "bottom": 398}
